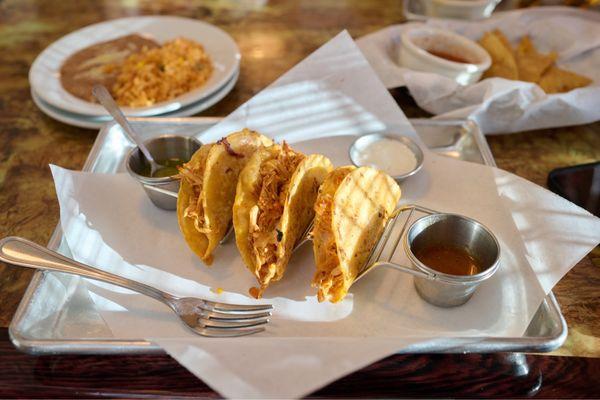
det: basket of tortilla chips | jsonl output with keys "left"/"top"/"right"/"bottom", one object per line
{"left": 479, "top": 29, "right": 592, "bottom": 93}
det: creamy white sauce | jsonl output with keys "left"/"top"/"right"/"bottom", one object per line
{"left": 356, "top": 138, "right": 417, "bottom": 176}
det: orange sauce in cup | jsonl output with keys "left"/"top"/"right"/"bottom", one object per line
{"left": 414, "top": 244, "right": 482, "bottom": 276}
{"left": 426, "top": 49, "right": 471, "bottom": 64}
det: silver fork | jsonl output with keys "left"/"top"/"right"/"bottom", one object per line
{"left": 0, "top": 236, "right": 272, "bottom": 338}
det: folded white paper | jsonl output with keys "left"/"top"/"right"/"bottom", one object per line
{"left": 357, "top": 7, "right": 600, "bottom": 134}
{"left": 50, "top": 31, "right": 600, "bottom": 398}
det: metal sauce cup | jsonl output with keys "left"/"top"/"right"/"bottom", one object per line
{"left": 126, "top": 135, "right": 201, "bottom": 210}
{"left": 349, "top": 133, "right": 424, "bottom": 181}
{"left": 404, "top": 213, "right": 500, "bottom": 307}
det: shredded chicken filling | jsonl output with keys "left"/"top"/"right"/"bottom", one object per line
{"left": 249, "top": 143, "right": 305, "bottom": 287}
{"left": 178, "top": 163, "right": 210, "bottom": 234}
{"left": 312, "top": 194, "right": 345, "bottom": 302}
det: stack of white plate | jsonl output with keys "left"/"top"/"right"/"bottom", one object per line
{"left": 29, "top": 16, "right": 240, "bottom": 129}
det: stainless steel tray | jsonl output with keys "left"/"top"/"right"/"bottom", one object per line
{"left": 9, "top": 117, "right": 567, "bottom": 355}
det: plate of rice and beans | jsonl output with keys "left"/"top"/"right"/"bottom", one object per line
{"left": 29, "top": 16, "right": 240, "bottom": 117}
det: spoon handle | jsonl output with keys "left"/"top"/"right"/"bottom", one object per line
{"left": 92, "top": 85, "right": 156, "bottom": 164}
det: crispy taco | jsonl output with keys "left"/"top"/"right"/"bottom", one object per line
{"left": 233, "top": 142, "right": 333, "bottom": 298}
{"left": 177, "top": 129, "right": 272, "bottom": 265}
{"left": 312, "top": 166, "right": 401, "bottom": 303}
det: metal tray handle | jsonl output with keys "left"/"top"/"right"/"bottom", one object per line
{"left": 354, "top": 204, "right": 439, "bottom": 282}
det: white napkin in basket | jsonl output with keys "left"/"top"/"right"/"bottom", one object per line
{"left": 356, "top": 7, "right": 600, "bottom": 134}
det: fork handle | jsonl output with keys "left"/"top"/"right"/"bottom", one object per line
{"left": 0, "top": 236, "right": 175, "bottom": 304}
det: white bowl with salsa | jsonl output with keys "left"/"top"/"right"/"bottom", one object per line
{"left": 422, "top": 0, "right": 501, "bottom": 20}
{"left": 398, "top": 27, "right": 491, "bottom": 85}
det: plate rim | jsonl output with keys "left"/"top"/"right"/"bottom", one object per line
{"left": 29, "top": 15, "right": 240, "bottom": 117}
{"left": 32, "top": 67, "right": 240, "bottom": 129}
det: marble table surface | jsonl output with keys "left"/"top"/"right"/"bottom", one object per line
{"left": 0, "top": 0, "right": 598, "bottom": 390}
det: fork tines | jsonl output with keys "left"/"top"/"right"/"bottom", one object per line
{"left": 194, "top": 300, "right": 273, "bottom": 337}
{"left": 203, "top": 300, "right": 273, "bottom": 313}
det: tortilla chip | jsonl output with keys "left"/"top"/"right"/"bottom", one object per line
{"left": 479, "top": 31, "right": 518, "bottom": 80}
{"left": 538, "top": 66, "right": 592, "bottom": 94}
{"left": 515, "top": 36, "right": 557, "bottom": 83}
{"left": 492, "top": 29, "right": 513, "bottom": 53}
{"left": 479, "top": 29, "right": 593, "bottom": 92}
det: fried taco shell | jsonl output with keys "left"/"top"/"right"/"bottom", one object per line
{"left": 233, "top": 142, "right": 333, "bottom": 297}
{"left": 177, "top": 129, "right": 272, "bottom": 265}
{"left": 312, "top": 166, "right": 401, "bottom": 303}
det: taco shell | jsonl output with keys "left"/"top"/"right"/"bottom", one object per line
{"left": 177, "top": 129, "right": 272, "bottom": 265}
{"left": 233, "top": 143, "right": 333, "bottom": 297}
{"left": 312, "top": 166, "right": 401, "bottom": 303}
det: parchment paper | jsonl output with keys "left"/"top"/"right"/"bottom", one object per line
{"left": 50, "top": 31, "right": 600, "bottom": 398}
{"left": 356, "top": 7, "right": 600, "bottom": 134}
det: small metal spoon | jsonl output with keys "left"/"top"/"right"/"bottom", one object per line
{"left": 92, "top": 85, "right": 162, "bottom": 176}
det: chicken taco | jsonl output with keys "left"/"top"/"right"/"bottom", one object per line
{"left": 312, "top": 166, "right": 401, "bottom": 303}
{"left": 177, "top": 129, "right": 272, "bottom": 265}
{"left": 233, "top": 142, "right": 333, "bottom": 298}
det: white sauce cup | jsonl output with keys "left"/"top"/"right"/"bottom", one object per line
{"left": 349, "top": 133, "right": 424, "bottom": 181}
